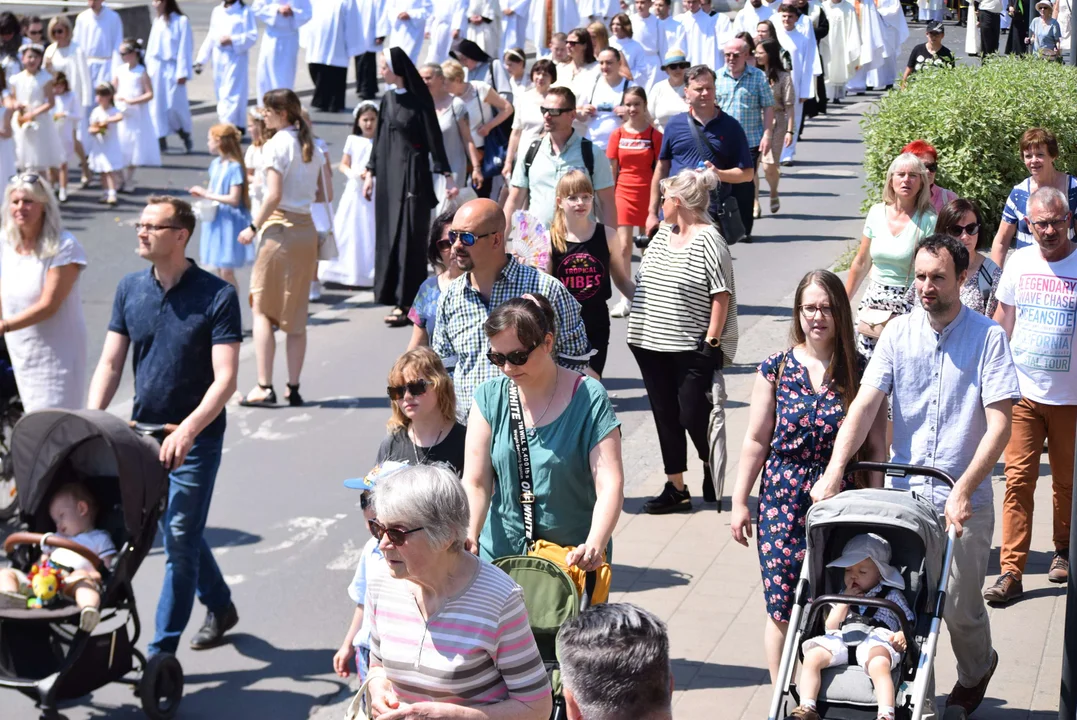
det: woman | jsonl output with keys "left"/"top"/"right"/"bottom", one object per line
{"left": 755, "top": 39, "right": 793, "bottom": 215}
{"left": 902, "top": 139, "right": 957, "bottom": 214}
{"left": 647, "top": 49, "right": 689, "bottom": 132}
{"left": 730, "top": 270, "right": 884, "bottom": 683}
{"left": 408, "top": 211, "right": 464, "bottom": 349}
{"left": 237, "top": 89, "right": 323, "bottom": 407}
{"left": 367, "top": 464, "right": 552, "bottom": 720}
{"left": 463, "top": 295, "right": 624, "bottom": 567}
{"left": 451, "top": 39, "right": 513, "bottom": 98}
{"left": 146, "top": 0, "right": 194, "bottom": 153}
{"left": 575, "top": 48, "right": 630, "bottom": 151}
{"left": 378, "top": 347, "right": 466, "bottom": 475}
{"left": 363, "top": 48, "right": 453, "bottom": 328}
{"left": 609, "top": 13, "right": 647, "bottom": 84}
{"left": 845, "top": 152, "right": 936, "bottom": 360}
{"left": 0, "top": 173, "right": 87, "bottom": 411}
{"left": 936, "top": 198, "right": 1002, "bottom": 316}
{"left": 194, "top": 0, "right": 256, "bottom": 131}
{"left": 420, "top": 63, "right": 481, "bottom": 212}
{"left": 627, "top": 166, "right": 737, "bottom": 513}
{"left": 561, "top": 27, "right": 599, "bottom": 88}
{"left": 503, "top": 59, "right": 555, "bottom": 180}
{"left": 43, "top": 16, "right": 91, "bottom": 180}
{"left": 1030, "top": 0, "right": 1063, "bottom": 58}
{"left": 989, "top": 127, "right": 1077, "bottom": 267}
{"left": 503, "top": 47, "right": 531, "bottom": 97}
{"left": 443, "top": 58, "right": 514, "bottom": 199}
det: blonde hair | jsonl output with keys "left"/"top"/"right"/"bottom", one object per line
{"left": 551, "top": 170, "right": 595, "bottom": 254}
{"left": 386, "top": 348, "right": 457, "bottom": 431}
{"left": 659, "top": 166, "right": 719, "bottom": 225}
{"left": 47, "top": 15, "right": 72, "bottom": 40}
{"left": 882, "top": 152, "right": 935, "bottom": 216}
{"left": 441, "top": 58, "right": 466, "bottom": 83}
{"left": 1, "top": 174, "right": 63, "bottom": 258}
{"left": 248, "top": 107, "right": 271, "bottom": 147}
{"left": 587, "top": 21, "right": 611, "bottom": 52}
{"left": 209, "top": 123, "right": 250, "bottom": 210}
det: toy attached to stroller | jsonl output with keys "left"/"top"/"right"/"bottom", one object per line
{"left": 0, "top": 410, "right": 181, "bottom": 719}
{"left": 769, "top": 462, "right": 960, "bottom": 720}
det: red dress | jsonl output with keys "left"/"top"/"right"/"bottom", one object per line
{"left": 606, "top": 125, "right": 662, "bottom": 228}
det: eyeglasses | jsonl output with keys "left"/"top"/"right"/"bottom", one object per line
{"left": 724, "top": 51, "right": 742, "bottom": 58}
{"left": 52, "top": 28, "right": 67, "bottom": 36}
{"left": 487, "top": 343, "right": 540, "bottom": 367}
{"left": 924, "top": 162, "right": 938, "bottom": 173}
{"left": 448, "top": 229, "right": 497, "bottom": 246}
{"left": 369, "top": 518, "right": 424, "bottom": 546}
{"left": 949, "top": 222, "right": 980, "bottom": 236}
{"left": 800, "top": 304, "right": 833, "bottom": 318}
{"left": 27, "top": 29, "right": 44, "bottom": 37}
{"left": 1030, "top": 216, "right": 1070, "bottom": 232}
{"left": 436, "top": 238, "right": 452, "bottom": 251}
{"left": 135, "top": 223, "right": 181, "bottom": 234}
{"left": 540, "top": 106, "right": 572, "bottom": 117}
{"left": 386, "top": 378, "right": 430, "bottom": 400}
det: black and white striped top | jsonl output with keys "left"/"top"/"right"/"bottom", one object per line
{"left": 627, "top": 223, "right": 739, "bottom": 361}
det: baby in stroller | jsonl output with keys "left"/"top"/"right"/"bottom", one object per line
{"left": 789, "top": 533, "right": 915, "bottom": 720}
{"left": 0, "top": 481, "right": 116, "bottom": 632}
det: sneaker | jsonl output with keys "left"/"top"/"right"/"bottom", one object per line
{"left": 79, "top": 176, "right": 91, "bottom": 189}
{"left": 786, "top": 705, "right": 820, "bottom": 720}
{"left": 0, "top": 590, "right": 26, "bottom": 609}
{"left": 79, "top": 606, "right": 100, "bottom": 633}
{"left": 946, "top": 649, "right": 998, "bottom": 715}
{"left": 610, "top": 297, "right": 631, "bottom": 318}
{"left": 189, "top": 602, "right": 239, "bottom": 650}
{"left": 1049, "top": 552, "right": 1069, "bottom": 583}
{"left": 983, "top": 571, "right": 1023, "bottom": 605}
{"left": 309, "top": 280, "right": 322, "bottom": 302}
{"left": 57, "top": 187, "right": 67, "bottom": 203}
{"left": 780, "top": 159, "right": 794, "bottom": 167}
{"left": 642, "top": 481, "right": 692, "bottom": 515}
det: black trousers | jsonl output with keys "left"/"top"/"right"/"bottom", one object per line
{"left": 355, "top": 52, "right": 379, "bottom": 101}
{"left": 309, "top": 63, "right": 348, "bottom": 112}
{"left": 980, "top": 10, "right": 1002, "bottom": 56}
{"left": 733, "top": 147, "right": 761, "bottom": 239}
{"left": 630, "top": 345, "right": 714, "bottom": 476}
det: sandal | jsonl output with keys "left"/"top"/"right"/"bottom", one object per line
{"left": 239, "top": 383, "right": 277, "bottom": 407}
{"left": 770, "top": 195, "right": 780, "bottom": 214}
{"left": 384, "top": 307, "right": 412, "bottom": 328}
{"left": 285, "top": 383, "right": 304, "bottom": 407}
{"left": 753, "top": 201, "right": 762, "bottom": 219}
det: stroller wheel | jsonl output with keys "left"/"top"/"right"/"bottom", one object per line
{"left": 139, "top": 653, "right": 184, "bottom": 720}
{"left": 943, "top": 706, "right": 968, "bottom": 720}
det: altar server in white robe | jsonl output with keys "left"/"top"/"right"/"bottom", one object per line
{"left": 462, "top": 0, "right": 501, "bottom": 56}
{"left": 870, "top": 0, "right": 907, "bottom": 89}
{"left": 303, "top": 0, "right": 363, "bottom": 112}
{"left": 195, "top": 0, "right": 258, "bottom": 129}
{"left": 678, "top": 0, "right": 724, "bottom": 70}
{"left": 733, "top": 0, "right": 775, "bottom": 34}
{"left": 918, "top": 0, "right": 946, "bottom": 22}
{"left": 252, "top": 0, "right": 313, "bottom": 99}
{"left": 529, "top": 0, "right": 581, "bottom": 55}
{"left": 630, "top": 0, "right": 669, "bottom": 89}
{"left": 146, "top": 2, "right": 194, "bottom": 151}
{"left": 820, "top": 0, "right": 860, "bottom": 101}
{"left": 426, "top": 0, "right": 467, "bottom": 63}
{"left": 501, "top": 0, "right": 532, "bottom": 53}
{"left": 383, "top": 0, "right": 431, "bottom": 64}
{"left": 354, "top": 0, "right": 382, "bottom": 100}
{"left": 846, "top": 0, "right": 886, "bottom": 92}
{"left": 73, "top": 0, "right": 123, "bottom": 89}
{"left": 653, "top": 0, "right": 688, "bottom": 57}
{"left": 775, "top": 3, "right": 818, "bottom": 164}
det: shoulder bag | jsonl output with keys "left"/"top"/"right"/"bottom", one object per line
{"left": 685, "top": 115, "right": 748, "bottom": 245}
{"left": 508, "top": 380, "right": 611, "bottom": 605}
{"left": 317, "top": 159, "right": 338, "bottom": 262}
{"left": 343, "top": 678, "right": 372, "bottom": 720}
{"left": 476, "top": 82, "right": 510, "bottom": 179}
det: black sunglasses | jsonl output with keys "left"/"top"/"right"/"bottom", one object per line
{"left": 387, "top": 378, "right": 430, "bottom": 401}
{"left": 487, "top": 343, "right": 540, "bottom": 367}
{"left": 436, "top": 238, "right": 452, "bottom": 251}
{"left": 949, "top": 222, "right": 980, "bottom": 236}
{"left": 448, "top": 229, "right": 497, "bottom": 246}
{"left": 369, "top": 518, "right": 424, "bottom": 546}
{"left": 540, "top": 106, "right": 571, "bottom": 117}
{"left": 566, "top": 39, "right": 582, "bottom": 45}
{"left": 664, "top": 62, "right": 690, "bottom": 70}
{"left": 924, "top": 162, "right": 938, "bottom": 172}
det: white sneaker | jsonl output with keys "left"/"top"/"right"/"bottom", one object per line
{"left": 79, "top": 606, "right": 100, "bottom": 633}
{"left": 308, "top": 280, "right": 322, "bottom": 302}
{"left": 610, "top": 297, "right": 631, "bottom": 318}
{"left": 58, "top": 187, "right": 68, "bottom": 203}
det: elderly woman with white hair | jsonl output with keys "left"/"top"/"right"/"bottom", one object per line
{"left": 845, "top": 152, "right": 938, "bottom": 360}
{"left": 0, "top": 173, "right": 87, "bottom": 411}
{"left": 365, "top": 464, "right": 553, "bottom": 720}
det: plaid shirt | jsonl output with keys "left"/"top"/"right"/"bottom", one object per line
{"left": 714, "top": 65, "right": 775, "bottom": 148}
{"left": 432, "top": 256, "right": 592, "bottom": 420}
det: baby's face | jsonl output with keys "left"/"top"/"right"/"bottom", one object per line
{"left": 843, "top": 558, "right": 882, "bottom": 595}
{"left": 49, "top": 493, "right": 92, "bottom": 537}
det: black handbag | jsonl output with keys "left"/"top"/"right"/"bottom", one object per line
{"left": 685, "top": 116, "right": 748, "bottom": 246}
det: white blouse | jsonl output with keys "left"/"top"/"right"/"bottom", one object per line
{"left": 263, "top": 127, "right": 324, "bottom": 214}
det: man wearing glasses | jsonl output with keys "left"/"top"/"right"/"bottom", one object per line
{"left": 985, "top": 186, "right": 1077, "bottom": 606}
{"left": 88, "top": 197, "right": 243, "bottom": 655}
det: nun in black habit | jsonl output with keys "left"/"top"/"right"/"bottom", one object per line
{"left": 364, "top": 47, "right": 455, "bottom": 326}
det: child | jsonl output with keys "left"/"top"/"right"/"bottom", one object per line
{"left": 244, "top": 107, "right": 272, "bottom": 219}
{"left": 320, "top": 102, "right": 377, "bottom": 289}
{"left": 0, "top": 482, "right": 116, "bottom": 633}
{"left": 333, "top": 462, "right": 397, "bottom": 682}
{"left": 86, "top": 83, "right": 124, "bottom": 205}
{"left": 10, "top": 44, "right": 62, "bottom": 174}
{"left": 113, "top": 37, "right": 161, "bottom": 193}
{"left": 189, "top": 123, "right": 254, "bottom": 290}
{"left": 788, "top": 533, "right": 915, "bottom": 720}
{"left": 51, "top": 71, "right": 76, "bottom": 202}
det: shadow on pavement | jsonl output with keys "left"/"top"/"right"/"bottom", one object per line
{"left": 747, "top": 234, "right": 852, "bottom": 245}
{"left": 612, "top": 563, "right": 694, "bottom": 591}
{"left": 602, "top": 376, "right": 646, "bottom": 391}
{"left": 738, "top": 304, "right": 789, "bottom": 318}
{"left": 150, "top": 526, "right": 263, "bottom": 553}
{"left": 672, "top": 658, "right": 769, "bottom": 689}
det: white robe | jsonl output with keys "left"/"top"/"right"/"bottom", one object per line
{"left": 463, "top": 0, "right": 502, "bottom": 56}
{"left": 870, "top": 0, "right": 908, "bottom": 89}
{"left": 72, "top": 6, "right": 124, "bottom": 89}
{"left": 382, "top": 0, "right": 432, "bottom": 63}
{"left": 774, "top": 22, "right": 818, "bottom": 162}
{"left": 917, "top": 0, "right": 946, "bottom": 22}
{"left": 847, "top": 0, "right": 887, "bottom": 92}
{"left": 678, "top": 10, "right": 721, "bottom": 69}
{"left": 302, "top": 0, "right": 365, "bottom": 67}
{"left": 611, "top": 37, "right": 655, "bottom": 88}
{"left": 820, "top": 0, "right": 860, "bottom": 92}
{"left": 501, "top": 0, "right": 532, "bottom": 52}
{"left": 145, "top": 13, "right": 194, "bottom": 137}
{"left": 426, "top": 0, "right": 467, "bottom": 63}
{"left": 656, "top": 15, "right": 688, "bottom": 56}
{"left": 195, "top": 2, "right": 258, "bottom": 128}
{"left": 733, "top": 2, "right": 775, "bottom": 35}
{"left": 630, "top": 14, "right": 668, "bottom": 89}
{"left": 528, "top": 0, "right": 580, "bottom": 51}
{"left": 252, "top": 0, "right": 313, "bottom": 99}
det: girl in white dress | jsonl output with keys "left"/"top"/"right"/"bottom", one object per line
{"left": 44, "top": 16, "right": 92, "bottom": 185}
{"left": 113, "top": 39, "right": 161, "bottom": 192}
{"left": 51, "top": 73, "right": 78, "bottom": 202}
{"left": 320, "top": 103, "right": 377, "bottom": 289}
{"left": 11, "top": 45, "right": 62, "bottom": 174}
{"left": 86, "top": 84, "right": 124, "bottom": 205}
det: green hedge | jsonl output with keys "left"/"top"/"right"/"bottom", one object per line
{"left": 860, "top": 57, "right": 1077, "bottom": 230}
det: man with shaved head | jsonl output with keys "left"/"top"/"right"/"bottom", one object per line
{"left": 432, "top": 199, "right": 592, "bottom": 419}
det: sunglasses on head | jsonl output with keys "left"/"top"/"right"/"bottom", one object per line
{"left": 487, "top": 343, "right": 540, "bottom": 367}
{"left": 540, "top": 106, "right": 571, "bottom": 117}
{"left": 369, "top": 518, "right": 424, "bottom": 546}
{"left": 448, "top": 229, "right": 497, "bottom": 246}
{"left": 949, "top": 222, "right": 980, "bottom": 236}
{"left": 9, "top": 172, "right": 42, "bottom": 186}
{"left": 924, "top": 162, "right": 938, "bottom": 172}
{"left": 387, "top": 378, "right": 431, "bottom": 400}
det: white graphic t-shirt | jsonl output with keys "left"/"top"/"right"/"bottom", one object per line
{"left": 996, "top": 245, "right": 1077, "bottom": 404}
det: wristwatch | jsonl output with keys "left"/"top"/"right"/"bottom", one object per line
{"left": 248, "top": 223, "right": 258, "bottom": 234}
{"left": 704, "top": 336, "right": 720, "bottom": 348}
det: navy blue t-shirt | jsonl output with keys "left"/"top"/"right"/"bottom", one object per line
{"left": 660, "top": 111, "right": 754, "bottom": 178}
{"left": 108, "top": 261, "right": 242, "bottom": 440}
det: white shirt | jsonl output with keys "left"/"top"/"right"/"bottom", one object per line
{"left": 264, "top": 128, "right": 325, "bottom": 214}
{"left": 252, "top": 0, "right": 313, "bottom": 36}
{"left": 49, "top": 529, "right": 117, "bottom": 573}
{"left": 579, "top": 74, "right": 629, "bottom": 149}
{"left": 511, "top": 87, "right": 546, "bottom": 150}
{"left": 733, "top": 1, "right": 775, "bottom": 34}
{"left": 73, "top": 6, "right": 124, "bottom": 59}
{"left": 301, "top": 0, "right": 364, "bottom": 67}
{"left": 648, "top": 79, "right": 687, "bottom": 131}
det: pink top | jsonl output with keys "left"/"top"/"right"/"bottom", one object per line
{"left": 931, "top": 185, "right": 958, "bottom": 215}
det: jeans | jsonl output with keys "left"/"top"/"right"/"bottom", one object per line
{"left": 149, "top": 435, "right": 232, "bottom": 655}
{"left": 946, "top": 507, "right": 995, "bottom": 688}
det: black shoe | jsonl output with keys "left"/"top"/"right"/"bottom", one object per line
{"left": 643, "top": 481, "right": 692, "bottom": 514}
{"left": 189, "top": 603, "right": 238, "bottom": 650}
{"left": 285, "top": 383, "right": 304, "bottom": 407}
{"left": 158, "top": 137, "right": 168, "bottom": 152}
{"left": 178, "top": 130, "right": 194, "bottom": 154}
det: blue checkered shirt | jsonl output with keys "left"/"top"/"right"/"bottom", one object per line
{"left": 714, "top": 65, "right": 775, "bottom": 149}
{"left": 432, "top": 256, "right": 592, "bottom": 421}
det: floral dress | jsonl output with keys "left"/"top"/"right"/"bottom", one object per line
{"left": 757, "top": 350, "right": 856, "bottom": 622}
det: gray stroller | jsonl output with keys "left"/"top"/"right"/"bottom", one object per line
{"left": 768, "top": 462, "right": 959, "bottom": 720}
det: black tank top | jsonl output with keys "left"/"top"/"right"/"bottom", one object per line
{"left": 551, "top": 223, "right": 613, "bottom": 316}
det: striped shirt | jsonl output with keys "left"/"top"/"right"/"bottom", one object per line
{"left": 368, "top": 560, "right": 551, "bottom": 706}
{"left": 627, "top": 223, "right": 739, "bottom": 361}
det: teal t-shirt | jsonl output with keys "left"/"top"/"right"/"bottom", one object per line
{"left": 474, "top": 374, "right": 622, "bottom": 561}
{"left": 864, "top": 204, "right": 938, "bottom": 287}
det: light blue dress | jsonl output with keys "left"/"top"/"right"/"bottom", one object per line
{"left": 199, "top": 158, "right": 254, "bottom": 270}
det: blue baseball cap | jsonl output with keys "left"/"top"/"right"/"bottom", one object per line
{"left": 343, "top": 460, "right": 409, "bottom": 490}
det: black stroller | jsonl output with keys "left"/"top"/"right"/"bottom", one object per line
{"left": 0, "top": 410, "right": 182, "bottom": 719}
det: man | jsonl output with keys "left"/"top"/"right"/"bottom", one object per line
{"left": 354, "top": 0, "right": 383, "bottom": 101}
{"left": 504, "top": 86, "right": 617, "bottom": 229}
{"left": 383, "top": 0, "right": 430, "bottom": 64}
{"left": 302, "top": 0, "right": 363, "bottom": 113}
{"left": 874, "top": 0, "right": 910, "bottom": 86}
{"left": 977, "top": 0, "right": 1004, "bottom": 56}
{"left": 677, "top": 0, "right": 725, "bottom": 70}
{"left": 714, "top": 37, "right": 774, "bottom": 241}
{"left": 846, "top": 0, "right": 886, "bottom": 94}
{"left": 653, "top": 0, "right": 687, "bottom": 59}
{"left": 631, "top": 0, "right": 669, "bottom": 87}
{"left": 425, "top": 0, "right": 467, "bottom": 64}
{"left": 88, "top": 197, "right": 243, "bottom": 655}
{"left": 820, "top": 0, "right": 861, "bottom": 102}
{"left": 733, "top": 0, "right": 775, "bottom": 34}
{"left": 985, "top": 186, "right": 1077, "bottom": 605}
{"left": 557, "top": 604, "right": 673, "bottom": 720}
{"left": 252, "top": 0, "right": 312, "bottom": 99}
{"left": 774, "top": 3, "right": 820, "bottom": 165}
{"left": 500, "top": 0, "right": 530, "bottom": 53}
{"left": 432, "top": 199, "right": 592, "bottom": 419}
{"left": 529, "top": 3, "right": 580, "bottom": 54}
{"left": 0, "top": 12, "right": 22, "bottom": 77}
{"left": 814, "top": 234, "right": 1019, "bottom": 717}
{"left": 901, "top": 20, "right": 955, "bottom": 88}
{"left": 74, "top": 0, "right": 124, "bottom": 88}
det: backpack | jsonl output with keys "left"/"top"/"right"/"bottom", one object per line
{"left": 523, "top": 136, "right": 596, "bottom": 182}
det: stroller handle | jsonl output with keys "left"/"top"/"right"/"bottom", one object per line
{"left": 4, "top": 531, "right": 105, "bottom": 572}
{"left": 129, "top": 421, "right": 178, "bottom": 438}
{"left": 845, "top": 462, "right": 956, "bottom": 489}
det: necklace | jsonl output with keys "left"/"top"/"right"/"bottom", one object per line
{"left": 410, "top": 425, "right": 445, "bottom": 466}
{"left": 525, "top": 373, "right": 560, "bottom": 438}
